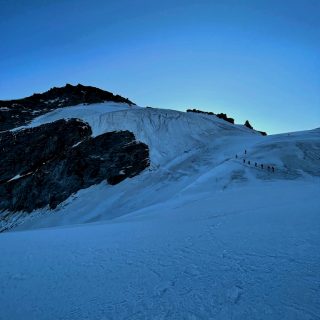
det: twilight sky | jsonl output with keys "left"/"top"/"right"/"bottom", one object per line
{"left": 0, "top": 0, "right": 319, "bottom": 133}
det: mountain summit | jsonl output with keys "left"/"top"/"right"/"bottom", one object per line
{"left": 0, "top": 84, "right": 134, "bottom": 131}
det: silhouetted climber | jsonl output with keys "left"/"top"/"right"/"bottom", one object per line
{"left": 272, "top": 166, "right": 275, "bottom": 173}
{"left": 261, "top": 164, "right": 264, "bottom": 169}
{"left": 235, "top": 154, "right": 238, "bottom": 159}
{"left": 243, "top": 159, "right": 246, "bottom": 164}
{"left": 245, "top": 150, "right": 247, "bottom": 155}
{"left": 267, "top": 166, "right": 270, "bottom": 170}
{"left": 248, "top": 160, "right": 250, "bottom": 165}
{"left": 255, "top": 162, "right": 257, "bottom": 167}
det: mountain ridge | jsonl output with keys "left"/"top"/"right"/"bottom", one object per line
{"left": 0, "top": 83, "right": 134, "bottom": 131}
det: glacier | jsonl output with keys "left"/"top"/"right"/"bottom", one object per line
{"left": 0, "top": 102, "right": 319, "bottom": 319}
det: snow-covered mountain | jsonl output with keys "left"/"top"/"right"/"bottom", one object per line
{"left": 0, "top": 83, "right": 134, "bottom": 131}
{"left": 0, "top": 88, "right": 319, "bottom": 319}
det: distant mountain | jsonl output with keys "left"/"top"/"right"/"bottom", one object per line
{"left": 0, "top": 84, "right": 135, "bottom": 131}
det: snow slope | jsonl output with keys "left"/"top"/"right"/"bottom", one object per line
{"left": 0, "top": 103, "right": 320, "bottom": 319}
{"left": 4, "top": 103, "right": 319, "bottom": 231}
{"left": 16, "top": 102, "right": 260, "bottom": 166}
{"left": 0, "top": 180, "right": 319, "bottom": 320}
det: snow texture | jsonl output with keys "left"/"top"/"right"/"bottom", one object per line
{"left": 1, "top": 102, "right": 320, "bottom": 319}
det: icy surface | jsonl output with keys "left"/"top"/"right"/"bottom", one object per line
{"left": 14, "top": 102, "right": 260, "bottom": 166}
{"left": 1, "top": 103, "right": 320, "bottom": 319}
{"left": 6, "top": 103, "right": 319, "bottom": 231}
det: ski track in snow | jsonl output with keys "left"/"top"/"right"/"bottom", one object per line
{"left": 1, "top": 103, "right": 320, "bottom": 319}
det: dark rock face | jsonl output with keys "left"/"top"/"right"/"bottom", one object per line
{"left": 0, "top": 119, "right": 149, "bottom": 212}
{"left": 216, "top": 113, "right": 235, "bottom": 124}
{"left": 0, "top": 84, "right": 135, "bottom": 131}
{"left": 258, "top": 130, "right": 267, "bottom": 136}
{"left": 244, "top": 120, "right": 253, "bottom": 130}
{"left": 0, "top": 119, "right": 92, "bottom": 183}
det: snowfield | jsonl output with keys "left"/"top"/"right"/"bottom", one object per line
{"left": 0, "top": 102, "right": 320, "bottom": 319}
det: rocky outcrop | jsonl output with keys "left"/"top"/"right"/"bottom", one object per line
{"left": 0, "top": 84, "right": 135, "bottom": 131}
{"left": 186, "top": 109, "right": 267, "bottom": 135}
{"left": 186, "top": 109, "right": 235, "bottom": 124}
{"left": 244, "top": 120, "right": 267, "bottom": 136}
{"left": 244, "top": 120, "right": 253, "bottom": 130}
{"left": 0, "top": 119, "right": 149, "bottom": 212}
{"left": 0, "top": 119, "right": 92, "bottom": 183}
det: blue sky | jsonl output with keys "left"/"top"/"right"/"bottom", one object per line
{"left": 0, "top": 0, "right": 319, "bottom": 133}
